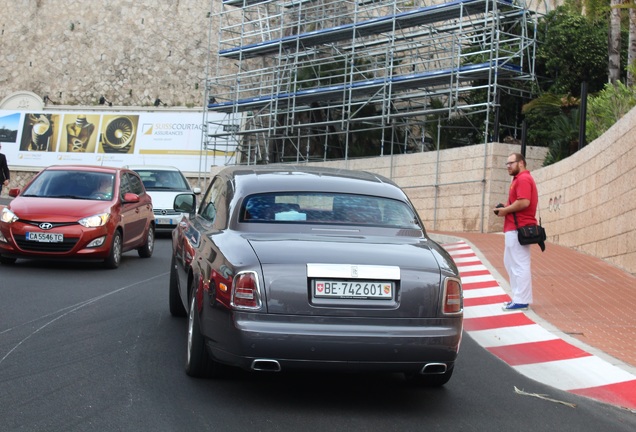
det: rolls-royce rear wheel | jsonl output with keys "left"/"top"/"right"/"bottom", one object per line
{"left": 185, "top": 282, "right": 222, "bottom": 378}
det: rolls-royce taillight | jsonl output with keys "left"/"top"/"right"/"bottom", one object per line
{"left": 443, "top": 277, "right": 463, "bottom": 315}
{"left": 230, "top": 271, "right": 262, "bottom": 310}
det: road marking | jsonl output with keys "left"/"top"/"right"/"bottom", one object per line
{"left": 444, "top": 241, "right": 636, "bottom": 410}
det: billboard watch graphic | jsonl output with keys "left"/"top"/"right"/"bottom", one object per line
{"left": 65, "top": 115, "right": 96, "bottom": 152}
{"left": 0, "top": 110, "right": 240, "bottom": 171}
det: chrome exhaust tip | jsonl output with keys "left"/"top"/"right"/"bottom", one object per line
{"left": 251, "top": 359, "right": 282, "bottom": 372}
{"left": 420, "top": 363, "right": 447, "bottom": 375}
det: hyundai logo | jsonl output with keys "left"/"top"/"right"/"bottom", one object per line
{"left": 39, "top": 223, "right": 53, "bottom": 230}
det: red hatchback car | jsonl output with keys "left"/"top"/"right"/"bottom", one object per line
{"left": 0, "top": 165, "right": 155, "bottom": 268}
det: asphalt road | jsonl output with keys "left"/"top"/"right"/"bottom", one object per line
{"left": 1, "top": 238, "right": 634, "bottom": 432}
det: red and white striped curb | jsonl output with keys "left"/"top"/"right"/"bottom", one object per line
{"left": 444, "top": 241, "right": 636, "bottom": 410}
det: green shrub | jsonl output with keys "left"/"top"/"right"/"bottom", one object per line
{"left": 586, "top": 81, "right": 636, "bottom": 142}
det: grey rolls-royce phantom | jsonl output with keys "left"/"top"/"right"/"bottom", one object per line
{"left": 169, "top": 165, "right": 463, "bottom": 386}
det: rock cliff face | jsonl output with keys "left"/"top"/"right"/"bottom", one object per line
{"left": 0, "top": 0, "right": 219, "bottom": 107}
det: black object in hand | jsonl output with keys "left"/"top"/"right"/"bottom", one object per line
{"left": 494, "top": 203, "right": 504, "bottom": 215}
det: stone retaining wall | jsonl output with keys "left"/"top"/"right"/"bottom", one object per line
{"left": 532, "top": 106, "right": 636, "bottom": 275}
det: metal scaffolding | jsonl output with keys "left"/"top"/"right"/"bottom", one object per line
{"left": 204, "top": 0, "right": 538, "bottom": 165}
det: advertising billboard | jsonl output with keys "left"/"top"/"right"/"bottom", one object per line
{"left": 0, "top": 110, "right": 239, "bottom": 172}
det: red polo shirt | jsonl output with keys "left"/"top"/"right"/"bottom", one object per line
{"left": 504, "top": 170, "right": 538, "bottom": 232}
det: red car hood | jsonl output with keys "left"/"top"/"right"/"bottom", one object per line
{"left": 9, "top": 197, "right": 113, "bottom": 222}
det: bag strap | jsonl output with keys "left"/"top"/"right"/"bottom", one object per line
{"left": 514, "top": 209, "right": 542, "bottom": 228}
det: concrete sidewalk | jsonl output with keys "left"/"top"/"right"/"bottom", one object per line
{"left": 432, "top": 231, "right": 636, "bottom": 410}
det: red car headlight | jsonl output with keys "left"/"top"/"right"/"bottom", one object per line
{"left": 78, "top": 213, "right": 111, "bottom": 228}
{"left": 1, "top": 208, "right": 18, "bottom": 224}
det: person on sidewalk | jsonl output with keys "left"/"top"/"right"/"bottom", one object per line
{"left": 0, "top": 143, "right": 10, "bottom": 196}
{"left": 493, "top": 152, "right": 538, "bottom": 311}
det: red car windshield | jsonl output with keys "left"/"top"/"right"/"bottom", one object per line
{"left": 22, "top": 170, "right": 114, "bottom": 200}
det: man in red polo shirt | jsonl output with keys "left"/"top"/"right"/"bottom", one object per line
{"left": 493, "top": 152, "right": 538, "bottom": 311}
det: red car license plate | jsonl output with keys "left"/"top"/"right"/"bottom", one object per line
{"left": 26, "top": 232, "right": 64, "bottom": 243}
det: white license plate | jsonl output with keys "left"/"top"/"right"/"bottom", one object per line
{"left": 157, "top": 219, "right": 174, "bottom": 225}
{"left": 27, "top": 232, "right": 64, "bottom": 243}
{"left": 314, "top": 280, "right": 393, "bottom": 299}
